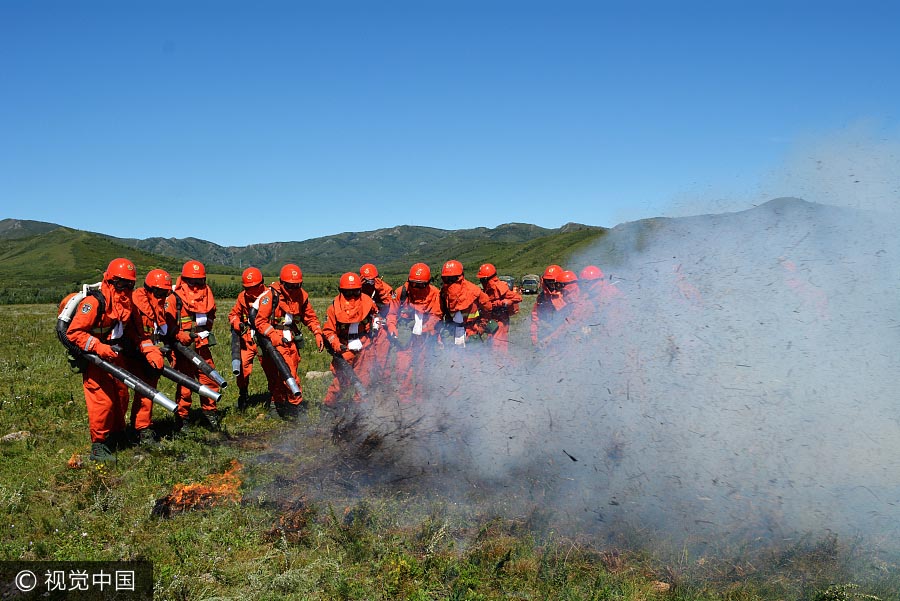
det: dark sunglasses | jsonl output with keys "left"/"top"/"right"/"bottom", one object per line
{"left": 342, "top": 289, "right": 361, "bottom": 297}
{"left": 111, "top": 278, "right": 135, "bottom": 291}
{"left": 442, "top": 276, "right": 460, "bottom": 284}
{"left": 362, "top": 278, "right": 376, "bottom": 286}
{"left": 183, "top": 277, "right": 206, "bottom": 287}
{"left": 282, "top": 282, "right": 302, "bottom": 290}
{"left": 409, "top": 281, "right": 428, "bottom": 289}
{"left": 149, "top": 286, "right": 169, "bottom": 298}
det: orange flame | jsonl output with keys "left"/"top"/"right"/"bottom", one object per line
{"left": 153, "top": 460, "right": 243, "bottom": 517}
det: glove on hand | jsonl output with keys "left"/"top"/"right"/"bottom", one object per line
{"left": 175, "top": 331, "right": 192, "bottom": 346}
{"left": 144, "top": 346, "right": 164, "bottom": 369}
{"left": 94, "top": 342, "right": 118, "bottom": 360}
{"left": 315, "top": 332, "right": 325, "bottom": 352}
{"left": 268, "top": 330, "right": 284, "bottom": 347}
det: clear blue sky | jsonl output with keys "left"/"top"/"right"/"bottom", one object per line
{"left": 2, "top": 0, "right": 898, "bottom": 246}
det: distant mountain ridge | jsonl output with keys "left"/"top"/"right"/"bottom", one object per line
{"left": 2, "top": 198, "right": 850, "bottom": 305}
{"left": 0, "top": 219, "right": 604, "bottom": 275}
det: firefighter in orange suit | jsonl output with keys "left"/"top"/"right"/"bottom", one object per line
{"left": 359, "top": 263, "right": 394, "bottom": 386}
{"left": 438, "top": 260, "right": 493, "bottom": 347}
{"left": 165, "top": 260, "right": 220, "bottom": 431}
{"left": 543, "top": 270, "right": 593, "bottom": 345}
{"left": 65, "top": 258, "right": 164, "bottom": 461}
{"left": 228, "top": 266, "right": 265, "bottom": 411}
{"left": 579, "top": 264, "right": 625, "bottom": 334}
{"left": 323, "top": 272, "right": 380, "bottom": 405}
{"left": 127, "top": 268, "right": 172, "bottom": 444}
{"left": 530, "top": 264, "right": 567, "bottom": 346}
{"left": 387, "top": 263, "right": 443, "bottom": 402}
{"left": 252, "top": 264, "right": 325, "bottom": 419}
{"left": 476, "top": 263, "right": 522, "bottom": 353}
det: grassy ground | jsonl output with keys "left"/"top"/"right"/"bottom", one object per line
{"left": 0, "top": 299, "right": 896, "bottom": 600}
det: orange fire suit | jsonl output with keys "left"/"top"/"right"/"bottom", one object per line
{"left": 228, "top": 286, "right": 263, "bottom": 391}
{"left": 127, "top": 286, "right": 169, "bottom": 432}
{"left": 387, "top": 282, "right": 442, "bottom": 402}
{"left": 438, "top": 278, "right": 494, "bottom": 347}
{"left": 479, "top": 275, "right": 523, "bottom": 352}
{"left": 530, "top": 282, "right": 567, "bottom": 346}
{"left": 66, "top": 282, "right": 163, "bottom": 444}
{"left": 542, "top": 283, "right": 594, "bottom": 346}
{"left": 582, "top": 278, "right": 626, "bottom": 334}
{"left": 361, "top": 277, "right": 394, "bottom": 385}
{"left": 165, "top": 278, "right": 219, "bottom": 418}
{"left": 323, "top": 292, "right": 379, "bottom": 404}
{"left": 253, "top": 282, "right": 323, "bottom": 408}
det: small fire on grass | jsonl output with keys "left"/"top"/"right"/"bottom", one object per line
{"left": 152, "top": 460, "right": 243, "bottom": 518}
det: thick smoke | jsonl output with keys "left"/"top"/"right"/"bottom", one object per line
{"left": 312, "top": 196, "right": 900, "bottom": 558}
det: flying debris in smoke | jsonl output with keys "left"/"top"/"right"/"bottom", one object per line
{"left": 255, "top": 196, "right": 900, "bottom": 559}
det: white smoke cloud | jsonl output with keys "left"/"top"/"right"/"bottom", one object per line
{"left": 326, "top": 195, "right": 900, "bottom": 560}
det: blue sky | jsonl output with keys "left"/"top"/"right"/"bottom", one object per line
{"left": 2, "top": 0, "right": 898, "bottom": 246}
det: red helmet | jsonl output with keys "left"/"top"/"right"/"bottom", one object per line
{"left": 106, "top": 258, "right": 137, "bottom": 281}
{"left": 339, "top": 272, "right": 362, "bottom": 290}
{"left": 242, "top": 267, "right": 263, "bottom": 288}
{"left": 182, "top": 260, "right": 206, "bottom": 278}
{"left": 279, "top": 264, "right": 303, "bottom": 284}
{"left": 580, "top": 265, "right": 604, "bottom": 281}
{"left": 558, "top": 270, "right": 579, "bottom": 285}
{"left": 359, "top": 263, "right": 379, "bottom": 280}
{"left": 144, "top": 268, "right": 172, "bottom": 289}
{"left": 408, "top": 263, "right": 431, "bottom": 283}
{"left": 476, "top": 263, "right": 497, "bottom": 279}
{"left": 542, "top": 264, "right": 563, "bottom": 281}
{"left": 441, "top": 260, "right": 463, "bottom": 277}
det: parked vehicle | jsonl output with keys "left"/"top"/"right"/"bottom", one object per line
{"left": 520, "top": 274, "right": 540, "bottom": 294}
{"left": 499, "top": 275, "right": 516, "bottom": 290}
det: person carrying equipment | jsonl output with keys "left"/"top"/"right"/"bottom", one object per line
{"left": 437, "top": 260, "right": 493, "bottom": 348}
{"left": 386, "top": 263, "right": 442, "bottom": 402}
{"left": 126, "top": 268, "right": 173, "bottom": 445}
{"left": 476, "top": 262, "right": 522, "bottom": 353}
{"left": 530, "top": 264, "right": 568, "bottom": 346}
{"left": 228, "top": 267, "right": 265, "bottom": 411}
{"left": 165, "top": 260, "right": 221, "bottom": 432}
{"left": 359, "top": 263, "right": 394, "bottom": 386}
{"left": 322, "top": 272, "right": 380, "bottom": 405}
{"left": 62, "top": 258, "right": 165, "bottom": 461}
{"left": 252, "top": 264, "right": 325, "bottom": 419}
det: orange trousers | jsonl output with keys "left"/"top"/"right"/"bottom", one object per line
{"left": 235, "top": 339, "right": 258, "bottom": 390}
{"left": 172, "top": 345, "right": 220, "bottom": 418}
{"left": 259, "top": 341, "right": 303, "bottom": 406}
{"left": 485, "top": 318, "right": 512, "bottom": 353}
{"left": 126, "top": 357, "right": 160, "bottom": 431}
{"left": 324, "top": 346, "right": 375, "bottom": 404}
{"left": 393, "top": 335, "right": 433, "bottom": 402}
{"left": 82, "top": 361, "right": 129, "bottom": 443}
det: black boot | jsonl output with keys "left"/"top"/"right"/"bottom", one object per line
{"left": 136, "top": 428, "right": 159, "bottom": 447}
{"left": 203, "top": 409, "right": 220, "bottom": 431}
{"left": 174, "top": 414, "right": 191, "bottom": 436}
{"left": 237, "top": 388, "right": 249, "bottom": 412}
{"left": 89, "top": 440, "right": 115, "bottom": 463}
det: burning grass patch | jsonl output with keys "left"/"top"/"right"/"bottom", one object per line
{"left": 152, "top": 459, "right": 243, "bottom": 518}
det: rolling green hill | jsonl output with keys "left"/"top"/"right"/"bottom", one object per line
{"left": 0, "top": 227, "right": 186, "bottom": 304}
{"left": 0, "top": 219, "right": 607, "bottom": 304}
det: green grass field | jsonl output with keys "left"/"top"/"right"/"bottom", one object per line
{"left": 0, "top": 299, "right": 895, "bottom": 600}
